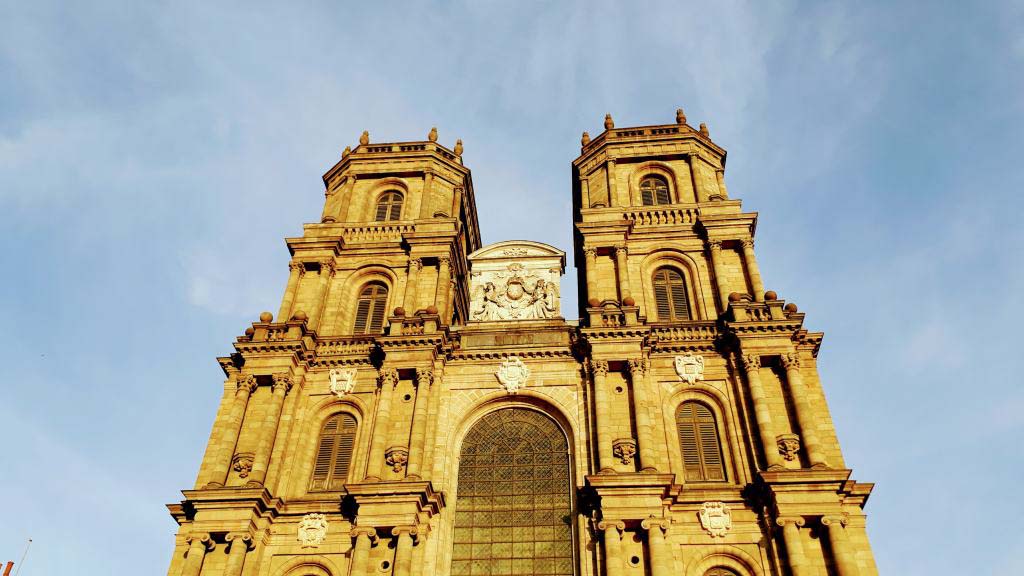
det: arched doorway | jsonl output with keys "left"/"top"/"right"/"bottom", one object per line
{"left": 452, "top": 407, "right": 573, "bottom": 576}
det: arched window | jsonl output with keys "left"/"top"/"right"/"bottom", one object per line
{"left": 309, "top": 413, "right": 357, "bottom": 491}
{"left": 374, "top": 191, "right": 404, "bottom": 221}
{"left": 705, "top": 569, "right": 741, "bottom": 576}
{"left": 354, "top": 283, "right": 388, "bottom": 334}
{"left": 453, "top": 408, "right": 573, "bottom": 576}
{"left": 640, "top": 175, "right": 671, "bottom": 205}
{"left": 652, "top": 268, "right": 691, "bottom": 321}
{"left": 676, "top": 401, "right": 726, "bottom": 481}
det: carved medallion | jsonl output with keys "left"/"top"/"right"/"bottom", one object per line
{"left": 777, "top": 433, "right": 801, "bottom": 461}
{"left": 231, "top": 452, "right": 254, "bottom": 479}
{"left": 496, "top": 356, "right": 531, "bottom": 393}
{"left": 298, "top": 513, "right": 329, "bottom": 547}
{"left": 612, "top": 438, "right": 637, "bottom": 465}
{"left": 385, "top": 446, "right": 409, "bottom": 473}
{"left": 697, "top": 502, "right": 732, "bottom": 537}
{"left": 674, "top": 353, "right": 705, "bottom": 385}
{"left": 329, "top": 367, "right": 357, "bottom": 398}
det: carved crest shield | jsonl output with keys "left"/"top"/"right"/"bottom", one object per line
{"left": 697, "top": 502, "right": 732, "bottom": 537}
{"left": 329, "top": 368, "right": 357, "bottom": 398}
{"left": 297, "top": 513, "right": 329, "bottom": 547}
{"left": 496, "top": 356, "right": 531, "bottom": 393}
{"left": 674, "top": 353, "right": 705, "bottom": 385}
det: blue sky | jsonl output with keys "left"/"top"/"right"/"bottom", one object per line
{"left": 2, "top": 1, "right": 1022, "bottom": 573}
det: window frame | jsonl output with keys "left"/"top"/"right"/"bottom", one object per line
{"left": 675, "top": 400, "right": 727, "bottom": 482}
{"left": 651, "top": 267, "right": 692, "bottom": 321}
{"left": 353, "top": 282, "right": 389, "bottom": 334}
{"left": 639, "top": 175, "right": 672, "bottom": 206}
{"left": 309, "top": 412, "right": 358, "bottom": 492}
{"left": 374, "top": 190, "right": 404, "bottom": 222}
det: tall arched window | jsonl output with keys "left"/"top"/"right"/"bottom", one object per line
{"left": 676, "top": 401, "right": 726, "bottom": 481}
{"left": 640, "top": 175, "right": 671, "bottom": 205}
{"left": 354, "top": 283, "right": 388, "bottom": 334}
{"left": 453, "top": 408, "right": 573, "bottom": 576}
{"left": 309, "top": 413, "right": 357, "bottom": 491}
{"left": 374, "top": 191, "right": 404, "bottom": 221}
{"left": 652, "top": 267, "right": 691, "bottom": 321}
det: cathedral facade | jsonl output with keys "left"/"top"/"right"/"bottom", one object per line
{"left": 166, "top": 111, "right": 877, "bottom": 576}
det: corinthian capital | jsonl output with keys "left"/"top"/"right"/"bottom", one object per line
{"left": 236, "top": 373, "right": 258, "bottom": 395}
{"left": 271, "top": 373, "right": 293, "bottom": 393}
{"left": 379, "top": 368, "right": 400, "bottom": 388}
{"left": 438, "top": 256, "right": 451, "bottom": 268}
{"left": 410, "top": 258, "right": 424, "bottom": 271}
{"left": 289, "top": 261, "right": 306, "bottom": 275}
{"left": 780, "top": 353, "right": 801, "bottom": 369}
{"left": 416, "top": 368, "right": 434, "bottom": 388}
{"left": 319, "top": 258, "right": 336, "bottom": 274}
{"left": 583, "top": 246, "right": 598, "bottom": 259}
{"left": 708, "top": 240, "right": 723, "bottom": 252}
{"left": 627, "top": 358, "right": 648, "bottom": 378}
{"left": 741, "top": 239, "right": 755, "bottom": 250}
{"left": 741, "top": 354, "right": 761, "bottom": 372}
{"left": 590, "top": 359, "right": 609, "bottom": 377}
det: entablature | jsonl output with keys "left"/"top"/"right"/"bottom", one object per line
{"left": 574, "top": 124, "right": 726, "bottom": 176}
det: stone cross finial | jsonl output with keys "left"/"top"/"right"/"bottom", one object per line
{"left": 604, "top": 113, "right": 614, "bottom": 130}
{"left": 359, "top": 130, "right": 369, "bottom": 145}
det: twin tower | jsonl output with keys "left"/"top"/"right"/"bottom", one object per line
{"left": 166, "top": 111, "right": 878, "bottom": 576}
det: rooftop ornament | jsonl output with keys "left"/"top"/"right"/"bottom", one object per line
{"left": 359, "top": 130, "right": 369, "bottom": 145}
{"left": 428, "top": 127, "right": 438, "bottom": 142}
{"left": 676, "top": 108, "right": 687, "bottom": 124}
{"left": 604, "top": 113, "right": 614, "bottom": 130}
{"left": 699, "top": 123, "right": 709, "bottom": 137}
{"left": 581, "top": 131, "right": 591, "bottom": 146}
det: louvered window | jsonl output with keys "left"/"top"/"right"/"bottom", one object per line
{"left": 652, "top": 268, "right": 691, "bottom": 321}
{"left": 452, "top": 408, "right": 573, "bottom": 576}
{"left": 309, "top": 413, "right": 357, "bottom": 491}
{"left": 354, "top": 283, "right": 388, "bottom": 334}
{"left": 640, "top": 175, "right": 671, "bottom": 206}
{"left": 676, "top": 401, "right": 726, "bottom": 482}
{"left": 375, "top": 191, "right": 404, "bottom": 221}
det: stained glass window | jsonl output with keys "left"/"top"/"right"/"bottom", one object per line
{"left": 452, "top": 408, "right": 573, "bottom": 576}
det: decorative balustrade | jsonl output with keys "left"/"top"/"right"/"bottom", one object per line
{"left": 623, "top": 206, "right": 699, "bottom": 226}
{"left": 341, "top": 222, "right": 415, "bottom": 243}
{"left": 315, "top": 337, "right": 377, "bottom": 357}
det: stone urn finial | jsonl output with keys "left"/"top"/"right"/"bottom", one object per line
{"left": 359, "top": 130, "right": 369, "bottom": 145}
{"left": 454, "top": 139, "right": 464, "bottom": 156}
{"left": 699, "top": 123, "right": 709, "bottom": 137}
{"left": 676, "top": 108, "right": 687, "bottom": 124}
{"left": 428, "top": 126, "right": 438, "bottom": 142}
{"left": 342, "top": 145, "right": 351, "bottom": 157}
{"left": 604, "top": 113, "right": 614, "bottom": 130}
{"left": 581, "top": 131, "right": 591, "bottom": 146}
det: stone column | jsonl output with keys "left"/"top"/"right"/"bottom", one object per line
{"left": 641, "top": 517, "right": 672, "bottom": 576}
{"left": 597, "top": 520, "right": 625, "bottom": 576}
{"left": 689, "top": 153, "right": 707, "bottom": 202}
{"left": 715, "top": 169, "right": 730, "bottom": 199}
{"left": 627, "top": 359, "right": 657, "bottom": 472}
{"left": 419, "top": 170, "right": 435, "bottom": 218}
{"left": 223, "top": 532, "right": 253, "bottom": 576}
{"left": 707, "top": 240, "right": 729, "bottom": 312}
{"left": 406, "top": 368, "right": 433, "bottom": 479}
{"left": 309, "top": 258, "right": 335, "bottom": 329}
{"left": 740, "top": 240, "right": 765, "bottom": 302}
{"left": 591, "top": 360, "right": 615, "bottom": 472}
{"left": 205, "top": 374, "right": 258, "bottom": 487}
{"left": 391, "top": 526, "right": 418, "bottom": 576}
{"left": 278, "top": 262, "right": 305, "bottom": 320}
{"left": 367, "top": 369, "right": 398, "bottom": 480}
{"left": 247, "top": 373, "right": 293, "bottom": 486}
{"left": 349, "top": 527, "right": 378, "bottom": 576}
{"left": 606, "top": 157, "right": 618, "bottom": 207}
{"left": 741, "top": 355, "right": 785, "bottom": 470}
{"left": 403, "top": 258, "right": 423, "bottom": 312}
{"left": 179, "top": 532, "right": 213, "bottom": 576}
{"left": 775, "top": 517, "right": 810, "bottom": 576}
{"left": 822, "top": 515, "right": 859, "bottom": 576}
{"left": 434, "top": 256, "right": 451, "bottom": 320}
{"left": 781, "top": 353, "right": 828, "bottom": 468}
{"left": 583, "top": 247, "right": 599, "bottom": 304}
{"left": 613, "top": 244, "right": 631, "bottom": 302}
{"left": 581, "top": 177, "right": 591, "bottom": 208}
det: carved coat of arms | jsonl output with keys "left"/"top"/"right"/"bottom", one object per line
{"left": 674, "top": 353, "right": 705, "bottom": 385}
{"left": 496, "top": 356, "right": 531, "bottom": 393}
{"left": 329, "top": 368, "right": 357, "bottom": 398}
{"left": 297, "top": 513, "right": 329, "bottom": 547}
{"left": 697, "top": 502, "right": 732, "bottom": 537}
{"left": 471, "top": 263, "right": 560, "bottom": 321}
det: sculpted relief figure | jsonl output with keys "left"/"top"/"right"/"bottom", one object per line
{"left": 470, "top": 263, "right": 561, "bottom": 321}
